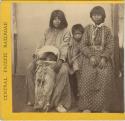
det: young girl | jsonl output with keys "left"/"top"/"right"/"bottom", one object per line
{"left": 26, "top": 10, "right": 71, "bottom": 112}
{"left": 68, "top": 24, "right": 84, "bottom": 101}
{"left": 79, "top": 6, "right": 114, "bottom": 112}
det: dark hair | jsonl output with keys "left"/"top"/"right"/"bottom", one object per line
{"left": 72, "top": 24, "right": 84, "bottom": 34}
{"left": 40, "top": 52, "right": 57, "bottom": 61}
{"left": 49, "top": 10, "right": 68, "bottom": 29}
{"left": 90, "top": 6, "right": 106, "bottom": 22}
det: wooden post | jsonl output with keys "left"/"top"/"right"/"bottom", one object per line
{"left": 111, "top": 4, "right": 124, "bottom": 112}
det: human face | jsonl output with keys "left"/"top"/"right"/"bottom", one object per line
{"left": 92, "top": 14, "right": 103, "bottom": 25}
{"left": 53, "top": 17, "right": 61, "bottom": 28}
{"left": 73, "top": 31, "right": 83, "bottom": 42}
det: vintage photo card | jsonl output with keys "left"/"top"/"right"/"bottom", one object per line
{"left": 0, "top": 0, "right": 125, "bottom": 120}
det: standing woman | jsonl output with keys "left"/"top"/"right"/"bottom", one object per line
{"left": 26, "top": 10, "right": 71, "bottom": 112}
{"left": 78, "top": 6, "right": 114, "bottom": 112}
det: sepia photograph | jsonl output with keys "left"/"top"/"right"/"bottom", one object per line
{"left": 12, "top": 3, "right": 124, "bottom": 113}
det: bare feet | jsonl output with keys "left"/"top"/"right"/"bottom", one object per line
{"left": 83, "top": 109, "right": 91, "bottom": 113}
{"left": 56, "top": 104, "right": 67, "bottom": 112}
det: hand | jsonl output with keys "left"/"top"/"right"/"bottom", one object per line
{"left": 53, "top": 59, "right": 63, "bottom": 73}
{"left": 90, "top": 56, "right": 97, "bottom": 67}
{"left": 98, "top": 57, "right": 107, "bottom": 69}
{"left": 74, "top": 49, "right": 80, "bottom": 55}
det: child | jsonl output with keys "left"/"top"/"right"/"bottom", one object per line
{"left": 34, "top": 46, "right": 59, "bottom": 111}
{"left": 68, "top": 24, "right": 84, "bottom": 102}
{"left": 79, "top": 6, "right": 114, "bottom": 112}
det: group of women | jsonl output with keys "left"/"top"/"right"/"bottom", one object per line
{"left": 26, "top": 6, "right": 114, "bottom": 113}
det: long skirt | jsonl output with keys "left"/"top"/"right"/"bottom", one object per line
{"left": 50, "top": 63, "right": 71, "bottom": 109}
{"left": 78, "top": 56, "right": 114, "bottom": 112}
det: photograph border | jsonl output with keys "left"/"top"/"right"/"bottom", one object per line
{"left": 0, "top": 0, "right": 125, "bottom": 120}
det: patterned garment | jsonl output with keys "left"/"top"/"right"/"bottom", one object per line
{"left": 34, "top": 61, "right": 56, "bottom": 111}
{"left": 78, "top": 24, "right": 114, "bottom": 112}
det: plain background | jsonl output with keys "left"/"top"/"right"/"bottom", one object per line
{"left": 12, "top": 3, "right": 114, "bottom": 75}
